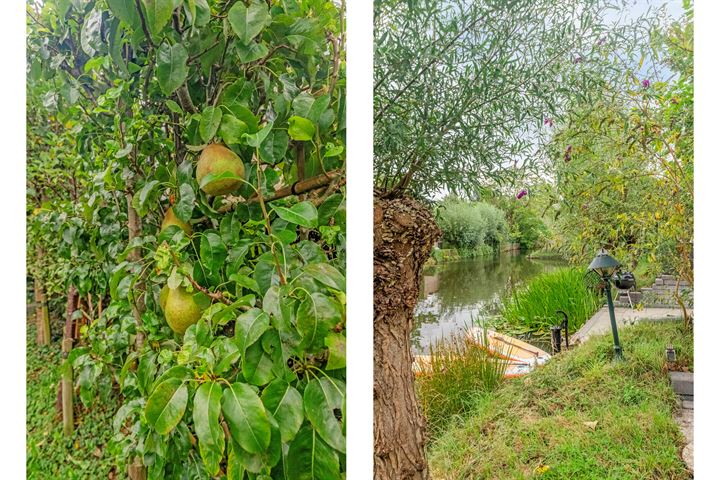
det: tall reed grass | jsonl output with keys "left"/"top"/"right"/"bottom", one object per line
{"left": 415, "top": 330, "right": 509, "bottom": 440}
{"left": 498, "top": 267, "right": 600, "bottom": 334}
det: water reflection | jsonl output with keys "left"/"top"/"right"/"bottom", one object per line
{"left": 412, "top": 253, "right": 565, "bottom": 353}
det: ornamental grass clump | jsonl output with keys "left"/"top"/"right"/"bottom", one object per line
{"left": 498, "top": 267, "right": 601, "bottom": 335}
{"left": 415, "top": 330, "right": 509, "bottom": 441}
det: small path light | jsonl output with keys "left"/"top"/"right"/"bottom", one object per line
{"left": 588, "top": 248, "right": 624, "bottom": 360}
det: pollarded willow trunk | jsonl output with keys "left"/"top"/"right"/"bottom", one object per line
{"left": 374, "top": 195, "right": 441, "bottom": 480}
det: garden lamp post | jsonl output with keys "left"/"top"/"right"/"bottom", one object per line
{"left": 588, "top": 248, "right": 623, "bottom": 360}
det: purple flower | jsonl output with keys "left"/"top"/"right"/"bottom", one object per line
{"left": 544, "top": 117, "right": 553, "bottom": 127}
{"left": 596, "top": 36, "right": 606, "bottom": 46}
{"left": 642, "top": 79, "right": 650, "bottom": 89}
{"left": 564, "top": 145, "right": 572, "bottom": 162}
{"left": 573, "top": 55, "right": 583, "bottom": 64}
{"left": 516, "top": 189, "right": 528, "bottom": 200}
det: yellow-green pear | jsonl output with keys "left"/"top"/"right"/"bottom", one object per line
{"left": 196, "top": 143, "right": 245, "bottom": 196}
{"left": 161, "top": 207, "right": 192, "bottom": 235}
{"left": 159, "top": 284, "right": 169, "bottom": 311}
{"left": 163, "top": 285, "right": 203, "bottom": 334}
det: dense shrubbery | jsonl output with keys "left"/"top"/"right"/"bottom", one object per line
{"left": 435, "top": 199, "right": 507, "bottom": 255}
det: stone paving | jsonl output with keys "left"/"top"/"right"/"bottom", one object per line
{"left": 569, "top": 306, "right": 691, "bottom": 345}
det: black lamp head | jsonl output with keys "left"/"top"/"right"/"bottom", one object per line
{"left": 588, "top": 248, "right": 621, "bottom": 278}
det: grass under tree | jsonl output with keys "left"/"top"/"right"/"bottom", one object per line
{"left": 426, "top": 321, "right": 692, "bottom": 480}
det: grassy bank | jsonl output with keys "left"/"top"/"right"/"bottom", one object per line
{"left": 427, "top": 321, "right": 692, "bottom": 479}
{"left": 27, "top": 323, "right": 118, "bottom": 479}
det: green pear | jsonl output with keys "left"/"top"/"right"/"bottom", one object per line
{"left": 196, "top": 143, "right": 245, "bottom": 196}
{"left": 163, "top": 285, "right": 203, "bottom": 334}
{"left": 161, "top": 207, "right": 192, "bottom": 236}
{"left": 159, "top": 284, "right": 169, "bottom": 311}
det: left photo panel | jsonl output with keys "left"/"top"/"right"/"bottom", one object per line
{"left": 26, "top": 0, "right": 346, "bottom": 478}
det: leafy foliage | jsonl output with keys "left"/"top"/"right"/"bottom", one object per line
{"left": 435, "top": 198, "right": 507, "bottom": 254}
{"left": 27, "top": 0, "right": 346, "bottom": 477}
{"left": 374, "top": 0, "right": 654, "bottom": 198}
{"left": 544, "top": 6, "right": 693, "bottom": 286}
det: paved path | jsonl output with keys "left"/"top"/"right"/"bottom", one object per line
{"left": 570, "top": 306, "right": 691, "bottom": 344}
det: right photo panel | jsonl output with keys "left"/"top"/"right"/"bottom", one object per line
{"left": 373, "top": 1, "right": 694, "bottom": 479}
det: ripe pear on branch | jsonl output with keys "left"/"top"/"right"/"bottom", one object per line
{"left": 196, "top": 143, "right": 245, "bottom": 196}
{"left": 160, "top": 284, "right": 204, "bottom": 334}
{"left": 160, "top": 207, "right": 192, "bottom": 235}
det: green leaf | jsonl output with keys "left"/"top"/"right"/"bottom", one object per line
{"left": 221, "top": 382, "right": 271, "bottom": 454}
{"left": 157, "top": 43, "right": 189, "bottom": 96}
{"left": 303, "top": 263, "right": 346, "bottom": 291}
{"left": 200, "top": 232, "right": 227, "bottom": 273}
{"left": 242, "top": 341, "right": 275, "bottom": 386}
{"left": 174, "top": 183, "right": 195, "bottom": 222}
{"left": 132, "top": 180, "right": 160, "bottom": 217}
{"left": 227, "top": 440, "right": 247, "bottom": 480}
{"left": 193, "top": 381, "right": 225, "bottom": 475}
{"left": 80, "top": 9, "right": 103, "bottom": 56}
{"left": 297, "top": 293, "right": 342, "bottom": 352}
{"left": 318, "top": 193, "right": 343, "bottom": 225}
{"left": 286, "top": 425, "right": 340, "bottom": 480}
{"left": 166, "top": 99, "right": 183, "bottom": 114}
{"left": 273, "top": 201, "right": 318, "bottom": 228}
{"left": 288, "top": 116, "right": 316, "bottom": 141}
{"left": 324, "top": 333, "right": 346, "bottom": 370}
{"left": 200, "top": 106, "right": 223, "bottom": 143}
{"left": 228, "top": 0, "right": 270, "bottom": 45}
{"left": 259, "top": 130, "right": 289, "bottom": 164}
{"left": 107, "top": 0, "right": 140, "bottom": 26}
{"left": 108, "top": 19, "right": 129, "bottom": 76}
{"left": 234, "top": 308, "right": 270, "bottom": 356}
{"left": 145, "top": 378, "right": 188, "bottom": 434}
{"left": 142, "top": 0, "right": 174, "bottom": 35}
{"left": 244, "top": 123, "right": 273, "bottom": 148}
{"left": 261, "top": 380, "right": 304, "bottom": 443}
{"left": 219, "top": 114, "right": 249, "bottom": 145}
{"left": 303, "top": 378, "right": 345, "bottom": 453}
{"left": 237, "top": 41, "right": 268, "bottom": 63}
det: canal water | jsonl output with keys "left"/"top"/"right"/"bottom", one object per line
{"left": 412, "top": 252, "right": 566, "bottom": 354}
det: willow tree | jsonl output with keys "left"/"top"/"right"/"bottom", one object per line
{"left": 373, "top": 0, "right": 657, "bottom": 477}
{"left": 28, "top": 0, "right": 346, "bottom": 477}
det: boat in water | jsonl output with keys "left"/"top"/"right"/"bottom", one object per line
{"left": 414, "top": 327, "right": 551, "bottom": 378}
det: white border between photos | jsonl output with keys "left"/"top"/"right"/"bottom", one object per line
{"left": 346, "top": 0, "right": 374, "bottom": 477}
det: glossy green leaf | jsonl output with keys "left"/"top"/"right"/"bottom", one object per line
{"left": 234, "top": 308, "right": 270, "bottom": 356}
{"left": 228, "top": 0, "right": 270, "bottom": 45}
{"left": 193, "top": 381, "right": 225, "bottom": 475}
{"left": 296, "top": 292, "right": 342, "bottom": 352}
{"left": 221, "top": 382, "right": 271, "bottom": 454}
{"left": 157, "top": 43, "right": 189, "bottom": 96}
{"left": 145, "top": 378, "right": 188, "bottom": 434}
{"left": 200, "top": 106, "right": 223, "bottom": 143}
{"left": 288, "top": 116, "right": 316, "bottom": 141}
{"left": 199, "top": 232, "right": 227, "bottom": 273}
{"left": 286, "top": 425, "right": 341, "bottom": 480}
{"left": 259, "top": 130, "right": 289, "bottom": 164}
{"left": 303, "top": 263, "right": 345, "bottom": 291}
{"left": 261, "top": 379, "right": 304, "bottom": 443}
{"left": 273, "top": 201, "right": 318, "bottom": 228}
{"left": 303, "top": 378, "right": 345, "bottom": 453}
{"left": 324, "top": 333, "right": 346, "bottom": 370}
{"left": 219, "top": 114, "right": 249, "bottom": 145}
{"left": 142, "top": 0, "right": 174, "bottom": 34}
{"left": 107, "top": 0, "right": 140, "bottom": 26}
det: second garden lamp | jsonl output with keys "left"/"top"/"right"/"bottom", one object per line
{"left": 588, "top": 248, "right": 623, "bottom": 360}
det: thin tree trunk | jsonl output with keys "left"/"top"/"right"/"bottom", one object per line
{"left": 374, "top": 196, "right": 441, "bottom": 480}
{"left": 62, "top": 285, "right": 79, "bottom": 436}
{"left": 125, "top": 192, "right": 145, "bottom": 350}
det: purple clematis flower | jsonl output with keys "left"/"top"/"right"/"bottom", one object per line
{"left": 642, "top": 79, "right": 651, "bottom": 89}
{"left": 516, "top": 189, "right": 528, "bottom": 200}
{"left": 544, "top": 117, "right": 553, "bottom": 127}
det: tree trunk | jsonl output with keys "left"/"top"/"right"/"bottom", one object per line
{"left": 62, "top": 285, "right": 79, "bottom": 436}
{"left": 125, "top": 192, "right": 146, "bottom": 350}
{"left": 374, "top": 195, "right": 441, "bottom": 480}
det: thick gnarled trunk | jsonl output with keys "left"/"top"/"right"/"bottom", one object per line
{"left": 374, "top": 196, "right": 441, "bottom": 480}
